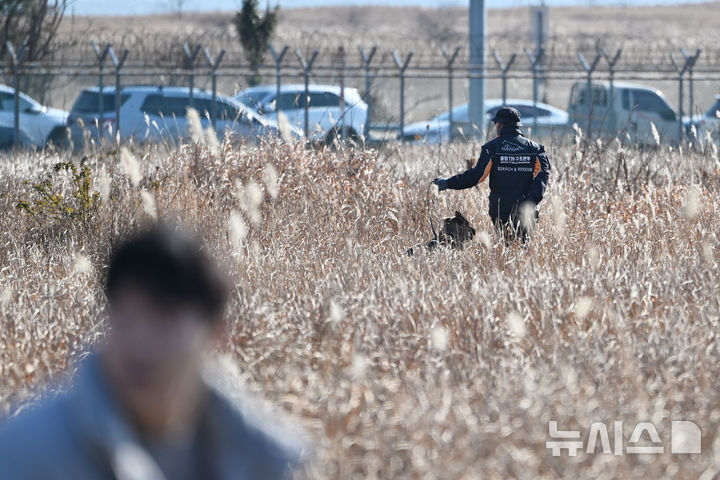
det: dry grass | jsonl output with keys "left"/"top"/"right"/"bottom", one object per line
{"left": 0, "top": 131, "right": 719, "bottom": 477}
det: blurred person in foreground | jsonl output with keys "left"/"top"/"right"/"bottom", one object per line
{"left": 0, "top": 226, "right": 304, "bottom": 480}
{"left": 433, "top": 107, "right": 551, "bottom": 244}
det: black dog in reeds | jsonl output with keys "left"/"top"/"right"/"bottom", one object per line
{"left": 407, "top": 211, "right": 476, "bottom": 255}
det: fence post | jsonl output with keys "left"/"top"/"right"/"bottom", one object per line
{"left": 669, "top": 49, "right": 701, "bottom": 145}
{"left": 681, "top": 48, "right": 702, "bottom": 119}
{"left": 670, "top": 53, "right": 689, "bottom": 144}
{"left": 336, "top": 46, "right": 347, "bottom": 140}
{"left": 392, "top": 50, "right": 413, "bottom": 139}
{"left": 492, "top": 50, "right": 517, "bottom": 106}
{"left": 269, "top": 45, "right": 289, "bottom": 115}
{"left": 108, "top": 46, "right": 129, "bottom": 139}
{"left": 524, "top": 47, "right": 544, "bottom": 133}
{"left": 203, "top": 48, "right": 226, "bottom": 129}
{"left": 92, "top": 42, "right": 111, "bottom": 132}
{"left": 183, "top": 43, "right": 202, "bottom": 109}
{"left": 442, "top": 45, "right": 462, "bottom": 141}
{"left": 295, "top": 49, "right": 319, "bottom": 139}
{"left": 5, "top": 42, "right": 28, "bottom": 146}
{"left": 358, "top": 45, "right": 377, "bottom": 138}
{"left": 601, "top": 48, "right": 622, "bottom": 135}
{"left": 577, "top": 51, "right": 602, "bottom": 140}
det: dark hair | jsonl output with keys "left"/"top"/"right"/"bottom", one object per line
{"left": 105, "top": 226, "right": 228, "bottom": 322}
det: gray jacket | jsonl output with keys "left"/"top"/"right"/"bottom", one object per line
{"left": 0, "top": 356, "right": 304, "bottom": 480}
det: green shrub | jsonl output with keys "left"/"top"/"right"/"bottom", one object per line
{"left": 16, "top": 161, "right": 100, "bottom": 226}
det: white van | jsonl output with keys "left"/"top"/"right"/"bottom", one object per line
{"left": 568, "top": 81, "right": 680, "bottom": 145}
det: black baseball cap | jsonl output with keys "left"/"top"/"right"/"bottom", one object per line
{"left": 491, "top": 106, "right": 522, "bottom": 126}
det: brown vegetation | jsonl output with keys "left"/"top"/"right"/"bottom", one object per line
{"left": 1, "top": 130, "right": 719, "bottom": 476}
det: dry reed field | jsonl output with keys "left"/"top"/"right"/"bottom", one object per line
{"left": 0, "top": 124, "right": 719, "bottom": 477}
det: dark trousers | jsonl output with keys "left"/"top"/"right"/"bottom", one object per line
{"left": 492, "top": 209, "right": 539, "bottom": 245}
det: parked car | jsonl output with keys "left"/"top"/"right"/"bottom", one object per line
{"left": 0, "top": 84, "right": 67, "bottom": 147}
{"left": 399, "top": 98, "right": 569, "bottom": 143}
{"left": 568, "top": 81, "right": 681, "bottom": 145}
{"left": 697, "top": 94, "right": 720, "bottom": 145}
{"left": 67, "top": 86, "right": 300, "bottom": 148}
{"left": 235, "top": 84, "right": 368, "bottom": 142}
{"left": 0, "top": 124, "right": 34, "bottom": 151}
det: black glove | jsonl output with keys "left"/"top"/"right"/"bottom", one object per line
{"left": 433, "top": 178, "right": 449, "bottom": 192}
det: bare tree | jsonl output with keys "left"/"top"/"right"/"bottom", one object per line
{"left": 1, "top": 0, "right": 67, "bottom": 63}
{"left": 1, "top": 0, "right": 68, "bottom": 99}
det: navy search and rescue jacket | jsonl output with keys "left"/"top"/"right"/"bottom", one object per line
{"left": 446, "top": 126, "right": 551, "bottom": 221}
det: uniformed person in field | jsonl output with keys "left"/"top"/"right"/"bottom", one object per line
{"left": 433, "top": 106, "right": 551, "bottom": 244}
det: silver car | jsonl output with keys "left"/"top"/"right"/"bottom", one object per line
{"left": 697, "top": 95, "right": 720, "bottom": 146}
{"left": 67, "top": 86, "right": 301, "bottom": 148}
{"left": 399, "top": 98, "right": 569, "bottom": 144}
{"left": 0, "top": 124, "right": 34, "bottom": 151}
{"left": 0, "top": 84, "right": 67, "bottom": 147}
{"left": 236, "top": 84, "right": 368, "bottom": 143}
